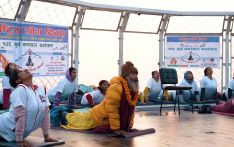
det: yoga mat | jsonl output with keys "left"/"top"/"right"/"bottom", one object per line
{"left": 0, "top": 136, "right": 65, "bottom": 147}
{"left": 51, "top": 126, "right": 155, "bottom": 138}
{"left": 213, "top": 111, "right": 234, "bottom": 116}
{"left": 50, "top": 126, "right": 117, "bottom": 137}
{"left": 115, "top": 128, "right": 156, "bottom": 138}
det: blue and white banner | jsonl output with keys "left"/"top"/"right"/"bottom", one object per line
{"left": 165, "top": 36, "right": 220, "bottom": 68}
{"left": 0, "top": 20, "right": 69, "bottom": 76}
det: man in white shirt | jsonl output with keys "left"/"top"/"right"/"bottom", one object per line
{"left": 144, "top": 70, "right": 162, "bottom": 102}
{"left": 178, "top": 71, "right": 199, "bottom": 102}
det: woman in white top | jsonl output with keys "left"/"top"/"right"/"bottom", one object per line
{"left": 200, "top": 67, "right": 220, "bottom": 101}
{"left": 0, "top": 68, "right": 57, "bottom": 146}
{"left": 48, "top": 67, "right": 78, "bottom": 107}
{"left": 81, "top": 80, "right": 110, "bottom": 106}
{"left": 178, "top": 71, "right": 199, "bottom": 102}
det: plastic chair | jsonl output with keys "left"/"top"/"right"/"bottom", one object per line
{"left": 159, "top": 68, "right": 193, "bottom": 115}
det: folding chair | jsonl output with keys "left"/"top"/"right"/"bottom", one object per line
{"left": 159, "top": 68, "right": 193, "bottom": 115}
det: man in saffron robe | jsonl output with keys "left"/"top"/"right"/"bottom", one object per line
{"left": 60, "top": 61, "right": 139, "bottom": 131}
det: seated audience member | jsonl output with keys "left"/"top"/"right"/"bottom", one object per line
{"left": 200, "top": 67, "right": 221, "bottom": 101}
{"left": 0, "top": 68, "right": 57, "bottom": 146}
{"left": 48, "top": 67, "right": 78, "bottom": 108}
{"left": 143, "top": 70, "right": 162, "bottom": 103}
{"left": 81, "top": 80, "right": 110, "bottom": 106}
{"left": 177, "top": 71, "right": 199, "bottom": 102}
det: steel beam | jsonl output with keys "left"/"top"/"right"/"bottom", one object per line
{"left": 117, "top": 11, "right": 130, "bottom": 75}
{"left": 15, "top": 0, "right": 32, "bottom": 21}
{"left": 158, "top": 15, "right": 170, "bottom": 69}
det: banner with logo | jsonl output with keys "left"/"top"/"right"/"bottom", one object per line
{"left": 0, "top": 20, "right": 69, "bottom": 76}
{"left": 165, "top": 36, "right": 220, "bottom": 68}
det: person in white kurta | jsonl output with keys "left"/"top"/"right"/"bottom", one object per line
{"left": 48, "top": 67, "right": 78, "bottom": 107}
{"left": 178, "top": 71, "right": 199, "bottom": 102}
{"left": 200, "top": 67, "right": 219, "bottom": 101}
{"left": 0, "top": 68, "right": 57, "bottom": 146}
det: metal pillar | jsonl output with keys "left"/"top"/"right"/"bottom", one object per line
{"left": 72, "top": 7, "right": 85, "bottom": 82}
{"left": 118, "top": 12, "right": 130, "bottom": 75}
{"left": 15, "top": 0, "right": 32, "bottom": 21}
{"left": 118, "top": 30, "right": 124, "bottom": 75}
{"left": 14, "top": 0, "right": 31, "bottom": 66}
{"left": 158, "top": 15, "right": 170, "bottom": 69}
{"left": 70, "top": 8, "right": 78, "bottom": 67}
{"left": 222, "top": 16, "right": 233, "bottom": 92}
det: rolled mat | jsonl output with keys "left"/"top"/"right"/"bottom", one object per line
{"left": 213, "top": 111, "right": 234, "bottom": 116}
{"left": 0, "top": 136, "right": 65, "bottom": 147}
{"left": 51, "top": 126, "right": 155, "bottom": 138}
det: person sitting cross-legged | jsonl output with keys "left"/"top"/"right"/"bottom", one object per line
{"left": 143, "top": 70, "right": 162, "bottom": 103}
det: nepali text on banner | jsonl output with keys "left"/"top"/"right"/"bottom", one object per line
{"left": 0, "top": 20, "right": 69, "bottom": 76}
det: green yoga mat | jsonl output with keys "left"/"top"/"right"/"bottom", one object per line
{"left": 0, "top": 136, "right": 65, "bottom": 147}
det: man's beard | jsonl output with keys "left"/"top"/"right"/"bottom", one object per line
{"left": 126, "top": 76, "right": 139, "bottom": 93}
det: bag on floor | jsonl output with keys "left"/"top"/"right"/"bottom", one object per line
{"left": 198, "top": 105, "right": 212, "bottom": 114}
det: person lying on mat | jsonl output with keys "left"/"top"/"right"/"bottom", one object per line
{"left": 212, "top": 98, "right": 234, "bottom": 114}
{"left": 142, "top": 70, "right": 162, "bottom": 103}
{"left": 81, "top": 80, "right": 110, "bottom": 106}
{"left": 48, "top": 67, "right": 78, "bottom": 108}
{"left": 0, "top": 68, "right": 57, "bottom": 147}
{"left": 1, "top": 63, "right": 19, "bottom": 109}
{"left": 200, "top": 67, "right": 221, "bottom": 101}
{"left": 177, "top": 71, "right": 199, "bottom": 102}
{"left": 60, "top": 61, "right": 139, "bottom": 132}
